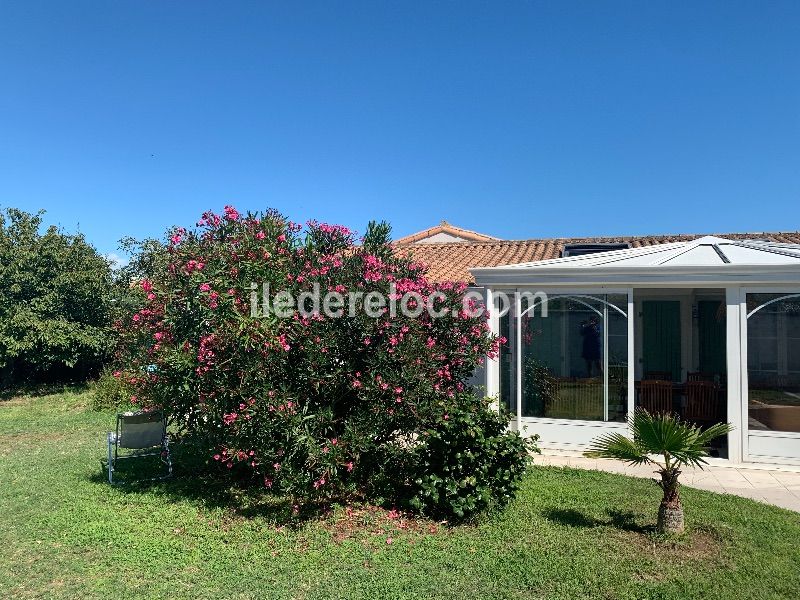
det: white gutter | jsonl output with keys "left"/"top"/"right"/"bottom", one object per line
{"left": 470, "top": 264, "right": 800, "bottom": 287}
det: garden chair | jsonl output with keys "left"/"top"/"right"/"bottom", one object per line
{"left": 685, "top": 381, "right": 722, "bottom": 427}
{"left": 638, "top": 380, "right": 674, "bottom": 415}
{"left": 687, "top": 371, "right": 715, "bottom": 382}
{"left": 645, "top": 371, "right": 672, "bottom": 382}
{"left": 101, "top": 410, "right": 172, "bottom": 484}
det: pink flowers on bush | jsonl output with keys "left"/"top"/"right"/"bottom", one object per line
{"left": 113, "top": 206, "right": 521, "bottom": 516}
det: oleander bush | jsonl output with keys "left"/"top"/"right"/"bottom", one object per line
{"left": 116, "top": 206, "right": 534, "bottom": 519}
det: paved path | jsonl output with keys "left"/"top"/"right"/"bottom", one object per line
{"left": 537, "top": 453, "right": 800, "bottom": 513}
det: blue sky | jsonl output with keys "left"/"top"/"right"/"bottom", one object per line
{"left": 1, "top": 1, "right": 799, "bottom": 258}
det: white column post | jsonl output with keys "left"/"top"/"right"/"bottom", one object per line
{"left": 485, "top": 287, "right": 500, "bottom": 411}
{"left": 725, "top": 286, "right": 744, "bottom": 463}
{"left": 602, "top": 301, "right": 609, "bottom": 421}
{"left": 515, "top": 291, "right": 523, "bottom": 433}
{"left": 627, "top": 289, "right": 635, "bottom": 423}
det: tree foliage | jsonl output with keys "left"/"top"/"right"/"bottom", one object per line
{"left": 0, "top": 208, "right": 116, "bottom": 384}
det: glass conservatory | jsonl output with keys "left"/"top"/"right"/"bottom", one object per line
{"left": 472, "top": 236, "right": 800, "bottom": 465}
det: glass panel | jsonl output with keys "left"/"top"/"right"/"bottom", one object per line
{"left": 607, "top": 294, "right": 629, "bottom": 422}
{"left": 498, "top": 307, "right": 513, "bottom": 413}
{"left": 521, "top": 294, "right": 628, "bottom": 421}
{"left": 747, "top": 293, "right": 800, "bottom": 433}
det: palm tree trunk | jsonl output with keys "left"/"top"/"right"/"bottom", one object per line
{"left": 656, "top": 468, "right": 684, "bottom": 534}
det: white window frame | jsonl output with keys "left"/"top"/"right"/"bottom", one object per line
{"left": 741, "top": 287, "right": 800, "bottom": 465}
{"left": 507, "top": 287, "right": 634, "bottom": 446}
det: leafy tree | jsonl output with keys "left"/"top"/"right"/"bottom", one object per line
{"left": 116, "top": 206, "right": 534, "bottom": 519}
{"left": 0, "top": 208, "right": 116, "bottom": 384}
{"left": 585, "top": 409, "right": 731, "bottom": 533}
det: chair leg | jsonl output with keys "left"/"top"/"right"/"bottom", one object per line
{"left": 163, "top": 436, "right": 173, "bottom": 478}
{"left": 107, "top": 434, "right": 114, "bottom": 484}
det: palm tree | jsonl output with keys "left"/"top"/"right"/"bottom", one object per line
{"left": 585, "top": 409, "right": 732, "bottom": 534}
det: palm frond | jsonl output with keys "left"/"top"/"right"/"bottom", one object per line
{"left": 629, "top": 408, "right": 732, "bottom": 469}
{"left": 585, "top": 432, "right": 651, "bottom": 465}
{"left": 585, "top": 409, "right": 731, "bottom": 470}
{"left": 696, "top": 421, "right": 734, "bottom": 447}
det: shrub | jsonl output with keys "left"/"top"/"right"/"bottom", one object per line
{"left": 116, "top": 206, "right": 531, "bottom": 518}
{"left": 90, "top": 368, "right": 137, "bottom": 411}
{"left": 408, "top": 398, "right": 538, "bottom": 519}
{"left": 0, "top": 208, "right": 116, "bottom": 385}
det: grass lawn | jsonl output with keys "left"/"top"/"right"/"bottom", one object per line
{"left": 1, "top": 389, "right": 799, "bottom": 599}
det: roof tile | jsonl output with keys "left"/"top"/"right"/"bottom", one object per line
{"left": 394, "top": 231, "right": 800, "bottom": 284}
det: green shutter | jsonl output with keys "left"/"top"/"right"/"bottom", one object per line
{"left": 698, "top": 300, "right": 727, "bottom": 377}
{"left": 642, "top": 301, "right": 681, "bottom": 381}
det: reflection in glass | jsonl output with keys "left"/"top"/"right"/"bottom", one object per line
{"left": 747, "top": 293, "right": 800, "bottom": 433}
{"left": 498, "top": 308, "right": 513, "bottom": 413}
{"left": 520, "top": 294, "right": 628, "bottom": 422}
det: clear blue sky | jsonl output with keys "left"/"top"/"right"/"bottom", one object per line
{"left": 1, "top": 1, "right": 799, "bottom": 258}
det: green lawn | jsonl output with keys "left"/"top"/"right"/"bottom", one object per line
{"left": 1, "top": 389, "right": 799, "bottom": 599}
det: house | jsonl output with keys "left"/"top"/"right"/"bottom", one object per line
{"left": 393, "top": 220, "right": 501, "bottom": 245}
{"left": 397, "top": 225, "right": 800, "bottom": 466}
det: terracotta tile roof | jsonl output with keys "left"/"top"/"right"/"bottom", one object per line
{"left": 393, "top": 220, "right": 501, "bottom": 244}
{"left": 394, "top": 231, "right": 800, "bottom": 284}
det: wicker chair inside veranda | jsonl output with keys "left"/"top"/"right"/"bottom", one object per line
{"left": 101, "top": 411, "right": 172, "bottom": 484}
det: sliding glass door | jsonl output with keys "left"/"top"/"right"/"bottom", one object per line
{"left": 516, "top": 293, "right": 629, "bottom": 422}
{"left": 747, "top": 293, "right": 800, "bottom": 434}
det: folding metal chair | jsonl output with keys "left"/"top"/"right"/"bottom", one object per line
{"left": 101, "top": 410, "right": 172, "bottom": 484}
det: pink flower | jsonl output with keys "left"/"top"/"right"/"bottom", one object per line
{"left": 277, "top": 234, "right": 286, "bottom": 243}
{"left": 223, "top": 205, "right": 240, "bottom": 221}
{"left": 199, "top": 283, "right": 211, "bottom": 292}
{"left": 256, "top": 231, "right": 266, "bottom": 239}
{"left": 141, "top": 279, "right": 153, "bottom": 292}
{"left": 213, "top": 454, "right": 220, "bottom": 461}
{"left": 386, "top": 537, "right": 393, "bottom": 545}
{"left": 112, "top": 371, "right": 122, "bottom": 378}
{"left": 278, "top": 333, "right": 291, "bottom": 351}
{"left": 346, "top": 461, "right": 354, "bottom": 472}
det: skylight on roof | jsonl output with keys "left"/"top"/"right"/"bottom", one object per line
{"left": 562, "top": 242, "right": 631, "bottom": 258}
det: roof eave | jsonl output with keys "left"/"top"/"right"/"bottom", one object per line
{"left": 471, "top": 264, "right": 800, "bottom": 287}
